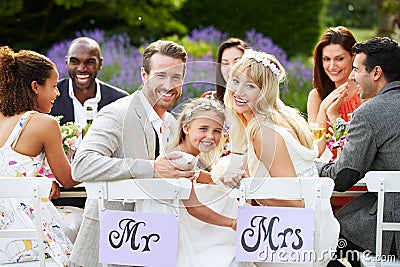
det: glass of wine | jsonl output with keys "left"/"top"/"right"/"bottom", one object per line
{"left": 309, "top": 122, "right": 326, "bottom": 144}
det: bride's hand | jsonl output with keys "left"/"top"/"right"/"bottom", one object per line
{"left": 220, "top": 168, "right": 245, "bottom": 188}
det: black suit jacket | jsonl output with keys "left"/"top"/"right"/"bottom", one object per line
{"left": 50, "top": 78, "right": 128, "bottom": 125}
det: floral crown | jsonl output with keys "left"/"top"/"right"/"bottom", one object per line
{"left": 242, "top": 50, "right": 281, "bottom": 81}
{"left": 184, "top": 99, "right": 224, "bottom": 120}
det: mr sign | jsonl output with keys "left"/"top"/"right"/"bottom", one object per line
{"left": 236, "top": 206, "right": 314, "bottom": 264}
{"left": 99, "top": 210, "right": 178, "bottom": 266}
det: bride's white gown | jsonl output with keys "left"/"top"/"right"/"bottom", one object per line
{"left": 247, "top": 123, "right": 340, "bottom": 267}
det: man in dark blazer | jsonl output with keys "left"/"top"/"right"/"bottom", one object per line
{"left": 50, "top": 37, "right": 128, "bottom": 126}
{"left": 50, "top": 37, "right": 128, "bottom": 208}
{"left": 317, "top": 37, "right": 400, "bottom": 267}
{"left": 51, "top": 78, "right": 128, "bottom": 125}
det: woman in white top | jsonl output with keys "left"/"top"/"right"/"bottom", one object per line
{"left": 223, "top": 49, "right": 339, "bottom": 267}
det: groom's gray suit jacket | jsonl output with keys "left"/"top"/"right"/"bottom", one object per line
{"left": 318, "top": 81, "right": 400, "bottom": 257}
{"left": 70, "top": 91, "right": 177, "bottom": 266}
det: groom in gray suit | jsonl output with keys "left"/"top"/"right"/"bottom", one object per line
{"left": 70, "top": 40, "right": 194, "bottom": 267}
{"left": 317, "top": 37, "right": 400, "bottom": 267}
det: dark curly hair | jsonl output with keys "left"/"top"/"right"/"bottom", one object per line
{"left": 0, "top": 46, "right": 56, "bottom": 116}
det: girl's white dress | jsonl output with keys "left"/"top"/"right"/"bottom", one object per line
{"left": 0, "top": 111, "right": 81, "bottom": 266}
{"left": 247, "top": 123, "right": 340, "bottom": 267}
{"left": 136, "top": 181, "right": 255, "bottom": 267}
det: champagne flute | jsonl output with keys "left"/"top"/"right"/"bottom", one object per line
{"left": 309, "top": 122, "right": 326, "bottom": 144}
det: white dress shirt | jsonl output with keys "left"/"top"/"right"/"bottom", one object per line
{"left": 138, "top": 91, "right": 173, "bottom": 154}
{"left": 68, "top": 78, "right": 101, "bottom": 128}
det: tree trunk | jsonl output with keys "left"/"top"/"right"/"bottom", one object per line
{"left": 375, "top": 0, "right": 394, "bottom": 35}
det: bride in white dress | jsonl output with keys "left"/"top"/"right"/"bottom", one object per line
{"left": 222, "top": 49, "right": 340, "bottom": 267}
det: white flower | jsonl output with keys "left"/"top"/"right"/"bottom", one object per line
{"left": 242, "top": 49, "right": 281, "bottom": 81}
{"left": 185, "top": 109, "right": 192, "bottom": 118}
{"left": 55, "top": 115, "right": 82, "bottom": 154}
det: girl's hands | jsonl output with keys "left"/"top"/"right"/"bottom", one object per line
{"left": 230, "top": 218, "right": 237, "bottom": 231}
{"left": 49, "top": 181, "right": 61, "bottom": 200}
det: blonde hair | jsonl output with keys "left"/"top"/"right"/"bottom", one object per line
{"left": 224, "top": 50, "right": 314, "bottom": 149}
{"left": 168, "top": 98, "right": 226, "bottom": 166}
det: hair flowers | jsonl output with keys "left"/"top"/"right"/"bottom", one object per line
{"left": 184, "top": 99, "right": 224, "bottom": 120}
{"left": 242, "top": 50, "right": 281, "bottom": 81}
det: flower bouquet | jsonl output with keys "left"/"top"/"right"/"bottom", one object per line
{"left": 326, "top": 117, "right": 350, "bottom": 150}
{"left": 54, "top": 116, "right": 81, "bottom": 161}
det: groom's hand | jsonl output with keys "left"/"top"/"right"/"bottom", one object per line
{"left": 154, "top": 151, "right": 195, "bottom": 179}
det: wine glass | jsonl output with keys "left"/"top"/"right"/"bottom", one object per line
{"left": 309, "top": 122, "right": 326, "bottom": 144}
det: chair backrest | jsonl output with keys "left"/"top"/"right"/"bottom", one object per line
{"left": 84, "top": 178, "right": 193, "bottom": 267}
{"left": 0, "top": 177, "right": 52, "bottom": 267}
{"left": 364, "top": 171, "right": 400, "bottom": 266}
{"left": 85, "top": 178, "right": 192, "bottom": 208}
{"left": 229, "top": 177, "right": 335, "bottom": 266}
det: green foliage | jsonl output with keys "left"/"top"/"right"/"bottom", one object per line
{"left": 175, "top": 0, "right": 324, "bottom": 58}
{"left": 0, "top": 0, "right": 187, "bottom": 52}
{"left": 281, "top": 70, "right": 312, "bottom": 113}
{"left": 322, "top": 0, "right": 378, "bottom": 28}
{"left": 164, "top": 35, "right": 214, "bottom": 58}
{"left": 382, "top": 0, "right": 400, "bottom": 13}
{"left": 281, "top": 84, "right": 310, "bottom": 114}
{"left": 54, "top": 0, "right": 85, "bottom": 9}
{"left": 0, "top": 0, "right": 23, "bottom": 16}
{"left": 351, "top": 28, "right": 376, "bottom": 42}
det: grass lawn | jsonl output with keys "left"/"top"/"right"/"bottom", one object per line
{"left": 350, "top": 27, "right": 377, "bottom": 42}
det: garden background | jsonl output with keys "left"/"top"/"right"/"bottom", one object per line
{"left": 1, "top": 0, "right": 399, "bottom": 113}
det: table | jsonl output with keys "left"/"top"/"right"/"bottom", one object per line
{"left": 332, "top": 178, "right": 366, "bottom": 197}
{"left": 59, "top": 182, "right": 87, "bottom": 198}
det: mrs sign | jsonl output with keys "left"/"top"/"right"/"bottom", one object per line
{"left": 237, "top": 206, "right": 314, "bottom": 264}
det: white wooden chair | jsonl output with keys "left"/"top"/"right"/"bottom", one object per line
{"left": 0, "top": 177, "right": 59, "bottom": 267}
{"left": 85, "top": 178, "right": 192, "bottom": 267}
{"left": 229, "top": 177, "right": 335, "bottom": 266}
{"left": 360, "top": 171, "right": 400, "bottom": 267}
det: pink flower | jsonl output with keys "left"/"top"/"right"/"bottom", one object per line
{"left": 326, "top": 117, "right": 350, "bottom": 150}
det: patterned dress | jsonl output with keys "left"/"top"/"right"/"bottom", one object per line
{"left": 0, "top": 111, "right": 74, "bottom": 266}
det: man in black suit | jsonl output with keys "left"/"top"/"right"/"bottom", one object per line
{"left": 50, "top": 37, "right": 128, "bottom": 125}
{"left": 50, "top": 37, "right": 128, "bottom": 208}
